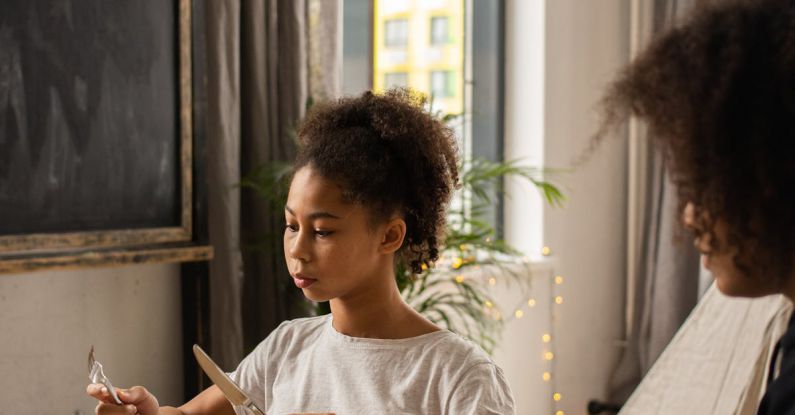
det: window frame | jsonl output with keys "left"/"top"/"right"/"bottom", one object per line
{"left": 383, "top": 17, "right": 409, "bottom": 48}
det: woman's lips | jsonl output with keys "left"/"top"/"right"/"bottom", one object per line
{"left": 292, "top": 275, "right": 317, "bottom": 288}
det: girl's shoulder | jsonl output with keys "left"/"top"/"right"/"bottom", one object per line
{"left": 269, "top": 314, "right": 331, "bottom": 342}
{"left": 424, "top": 330, "right": 495, "bottom": 367}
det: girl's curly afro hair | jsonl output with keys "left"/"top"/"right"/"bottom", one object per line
{"left": 294, "top": 88, "right": 460, "bottom": 275}
{"left": 597, "top": 0, "right": 795, "bottom": 282}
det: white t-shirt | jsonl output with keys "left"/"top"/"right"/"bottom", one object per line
{"left": 228, "top": 314, "right": 515, "bottom": 414}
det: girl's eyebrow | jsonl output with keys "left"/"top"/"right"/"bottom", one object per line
{"left": 285, "top": 205, "right": 341, "bottom": 220}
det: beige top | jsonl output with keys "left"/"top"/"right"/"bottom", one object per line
{"left": 620, "top": 284, "right": 793, "bottom": 415}
{"left": 229, "top": 315, "right": 515, "bottom": 415}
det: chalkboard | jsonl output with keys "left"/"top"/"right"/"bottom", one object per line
{"left": 0, "top": 0, "right": 194, "bottom": 255}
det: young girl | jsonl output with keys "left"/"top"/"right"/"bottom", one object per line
{"left": 596, "top": 0, "right": 795, "bottom": 413}
{"left": 87, "top": 89, "right": 515, "bottom": 414}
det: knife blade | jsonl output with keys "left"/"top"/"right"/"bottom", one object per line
{"left": 192, "top": 344, "right": 265, "bottom": 415}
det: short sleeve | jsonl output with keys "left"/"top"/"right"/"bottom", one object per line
{"left": 447, "top": 361, "right": 516, "bottom": 415}
{"left": 227, "top": 320, "right": 290, "bottom": 412}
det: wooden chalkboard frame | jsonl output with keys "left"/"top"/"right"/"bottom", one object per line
{"left": 0, "top": 0, "right": 212, "bottom": 273}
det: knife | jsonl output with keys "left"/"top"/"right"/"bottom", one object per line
{"left": 193, "top": 344, "right": 265, "bottom": 415}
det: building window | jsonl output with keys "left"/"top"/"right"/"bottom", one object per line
{"left": 430, "top": 70, "right": 454, "bottom": 98}
{"left": 384, "top": 72, "right": 409, "bottom": 88}
{"left": 384, "top": 19, "right": 409, "bottom": 47}
{"left": 430, "top": 16, "right": 449, "bottom": 45}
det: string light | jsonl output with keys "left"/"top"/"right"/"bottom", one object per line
{"left": 452, "top": 257, "right": 463, "bottom": 269}
{"left": 476, "top": 246, "right": 564, "bottom": 413}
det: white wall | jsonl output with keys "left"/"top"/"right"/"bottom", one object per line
{"left": 504, "top": 0, "right": 630, "bottom": 413}
{"left": 504, "top": 0, "right": 546, "bottom": 258}
{"left": 0, "top": 263, "right": 184, "bottom": 414}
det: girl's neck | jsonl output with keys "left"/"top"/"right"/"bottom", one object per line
{"left": 329, "top": 273, "right": 439, "bottom": 339}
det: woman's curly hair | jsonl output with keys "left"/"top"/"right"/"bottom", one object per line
{"left": 294, "top": 88, "right": 460, "bottom": 275}
{"left": 597, "top": 0, "right": 795, "bottom": 282}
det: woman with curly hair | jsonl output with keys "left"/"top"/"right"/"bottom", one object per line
{"left": 87, "top": 89, "right": 515, "bottom": 414}
{"left": 597, "top": 0, "right": 795, "bottom": 413}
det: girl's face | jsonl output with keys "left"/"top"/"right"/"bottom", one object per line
{"left": 283, "top": 166, "right": 395, "bottom": 302}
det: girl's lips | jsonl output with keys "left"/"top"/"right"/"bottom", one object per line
{"left": 293, "top": 276, "right": 317, "bottom": 289}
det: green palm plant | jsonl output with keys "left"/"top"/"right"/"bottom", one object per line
{"left": 398, "top": 157, "right": 565, "bottom": 353}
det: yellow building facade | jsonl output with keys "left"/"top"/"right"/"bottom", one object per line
{"left": 373, "top": 0, "right": 464, "bottom": 115}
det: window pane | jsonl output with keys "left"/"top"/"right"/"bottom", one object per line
{"left": 373, "top": 1, "right": 463, "bottom": 117}
{"left": 430, "top": 70, "right": 454, "bottom": 98}
{"left": 384, "top": 19, "right": 408, "bottom": 47}
{"left": 430, "top": 16, "right": 449, "bottom": 45}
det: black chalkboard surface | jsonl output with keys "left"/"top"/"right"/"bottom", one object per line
{"left": 0, "top": 0, "right": 179, "bottom": 234}
{"left": 0, "top": 0, "right": 203, "bottom": 266}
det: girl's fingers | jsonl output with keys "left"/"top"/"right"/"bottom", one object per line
{"left": 86, "top": 383, "right": 121, "bottom": 405}
{"left": 95, "top": 402, "right": 137, "bottom": 414}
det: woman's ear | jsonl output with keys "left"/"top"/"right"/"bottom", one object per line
{"left": 380, "top": 217, "right": 407, "bottom": 254}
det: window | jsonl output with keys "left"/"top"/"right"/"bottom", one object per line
{"left": 384, "top": 72, "right": 408, "bottom": 88}
{"left": 430, "top": 70, "right": 454, "bottom": 98}
{"left": 343, "top": 0, "right": 504, "bottom": 231}
{"left": 384, "top": 19, "right": 409, "bottom": 47}
{"left": 430, "top": 16, "right": 450, "bottom": 45}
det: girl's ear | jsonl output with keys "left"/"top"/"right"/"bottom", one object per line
{"left": 380, "top": 217, "right": 407, "bottom": 254}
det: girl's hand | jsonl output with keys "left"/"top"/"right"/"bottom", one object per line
{"left": 87, "top": 384, "right": 160, "bottom": 415}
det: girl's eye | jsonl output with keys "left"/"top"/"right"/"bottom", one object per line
{"left": 315, "top": 230, "right": 334, "bottom": 237}
{"left": 285, "top": 224, "right": 298, "bottom": 232}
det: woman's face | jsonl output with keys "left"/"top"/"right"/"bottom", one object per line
{"left": 683, "top": 202, "right": 780, "bottom": 297}
{"left": 283, "top": 165, "right": 389, "bottom": 302}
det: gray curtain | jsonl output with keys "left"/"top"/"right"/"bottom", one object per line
{"left": 205, "top": 0, "right": 341, "bottom": 370}
{"left": 608, "top": 0, "right": 702, "bottom": 403}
